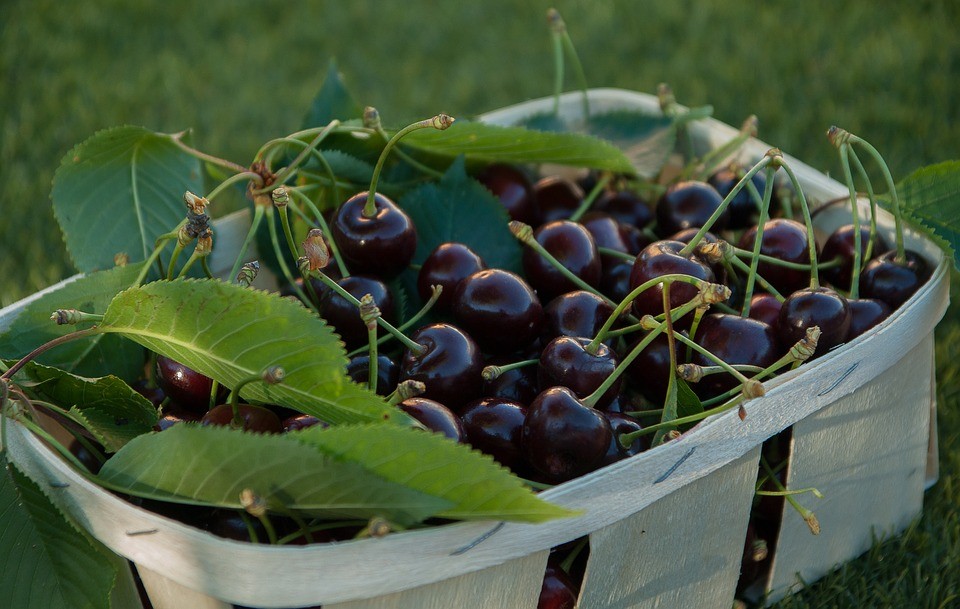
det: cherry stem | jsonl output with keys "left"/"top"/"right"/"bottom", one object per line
{"left": 365, "top": 107, "right": 445, "bottom": 179}
{"left": 27, "top": 398, "right": 108, "bottom": 466}
{"left": 655, "top": 283, "right": 680, "bottom": 445}
{"left": 678, "top": 154, "right": 774, "bottom": 258}
{"left": 732, "top": 246, "right": 823, "bottom": 271}
{"left": 228, "top": 204, "right": 266, "bottom": 285}
{"left": 551, "top": 8, "right": 590, "bottom": 121}
{"left": 364, "top": 115, "right": 455, "bottom": 218}
{"left": 359, "top": 294, "right": 382, "bottom": 392}
{"left": 740, "top": 165, "right": 776, "bottom": 315}
{"left": 482, "top": 359, "right": 539, "bottom": 381}
{"left": 287, "top": 187, "right": 350, "bottom": 278}
{"left": 837, "top": 143, "right": 863, "bottom": 298}
{"left": 133, "top": 225, "right": 183, "bottom": 286}
{"left": 265, "top": 209, "right": 319, "bottom": 313}
{"left": 1, "top": 328, "right": 100, "bottom": 382}
{"left": 168, "top": 132, "right": 254, "bottom": 178}
{"left": 760, "top": 455, "right": 820, "bottom": 535}
{"left": 346, "top": 285, "right": 444, "bottom": 358}
{"left": 683, "top": 117, "right": 756, "bottom": 181}
{"left": 777, "top": 158, "right": 820, "bottom": 288}
{"left": 671, "top": 333, "right": 752, "bottom": 386}
{"left": 304, "top": 267, "right": 426, "bottom": 356}
{"left": 205, "top": 171, "right": 262, "bottom": 203}
{"left": 621, "top": 393, "right": 744, "bottom": 442}
{"left": 261, "top": 120, "right": 341, "bottom": 191}
{"left": 726, "top": 255, "right": 785, "bottom": 302}
{"left": 568, "top": 173, "right": 612, "bottom": 222}
{"left": 228, "top": 367, "right": 284, "bottom": 428}
{"left": 548, "top": 8, "right": 565, "bottom": 117}
{"left": 847, "top": 147, "right": 882, "bottom": 264}
{"left": 10, "top": 411, "right": 98, "bottom": 475}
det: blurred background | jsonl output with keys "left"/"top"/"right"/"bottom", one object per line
{"left": 2, "top": 0, "right": 958, "bottom": 606}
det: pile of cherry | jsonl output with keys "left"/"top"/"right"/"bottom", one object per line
{"left": 142, "top": 152, "right": 930, "bottom": 609}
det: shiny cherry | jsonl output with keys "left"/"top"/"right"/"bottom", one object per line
{"left": 399, "top": 397, "right": 466, "bottom": 442}
{"left": 595, "top": 188, "right": 653, "bottom": 229}
{"left": 417, "top": 242, "right": 487, "bottom": 312}
{"left": 522, "top": 386, "right": 613, "bottom": 483}
{"left": 655, "top": 180, "right": 728, "bottom": 236}
{"left": 538, "top": 336, "right": 622, "bottom": 408}
{"left": 482, "top": 356, "right": 540, "bottom": 405}
{"left": 778, "top": 287, "right": 851, "bottom": 358}
{"left": 346, "top": 354, "right": 399, "bottom": 396}
{"left": 541, "top": 290, "right": 615, "bottom": 345}
{"left": 820, "top": 224, "right": 890, "bottom": 291}
{"left": 692, "top": 313, "right": 781, "bottom": 399}
{"left": 601, "top": 411, "right": 646, "bottom": 466}
{"left": 708, "top": 165, "right": 776, "bottom": 230}
{"left": 628, "top": 239, "right": 715, "bottom": 322}
{"left": 400, "top": 323, "right": 484, "bottom": 411}
{"left": 537, "top": 565, "right": 579, "bottom": 609}
{"left": 534, "top": 175, "right": 584, "bottom": 225}
{"left": 319, "top": 275, "right": 395, "bottom": 350}
{"left": 625, "top": 331, "right": 678, "bottom": 406}
{"left": 600, "top": 259, "right": 633, "bottom": 304}
{"left": 476, "top": 163, "right": 538, "bottom": 224}
{"left": 453, "top": 269, "right": 543, "bottom": 354}
{"left": 579, "top": 211, "right": 646, "bottom": 268}
{"left": 738, "top": 218, "right": 812, "bottom": 296}
{"left": 460, "top": 397, "right": 528, "bottom": 471}
{"left": 523, "top": 220, "right": 602, "bottom": 301}
{"left": 200, "top": 403, "right": 283, "bottom": 433}
{"left": 859, "top": 250, "right": 930, "bottom": 309}
{"left": 846, "top": 298, "right": 892, "bottom": 340}
{"left": 281, "top": 414, "right": 328, "bottom": 432}
{"left": 155, "top": 355, "right": 220, "bottom": 414}
{"left": 747, "top": 293, "right": 783, "bottom": 328}
{"left": 330, "top": 192, "right": 417, "bottom": 279}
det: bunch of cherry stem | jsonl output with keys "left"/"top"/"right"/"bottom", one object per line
{"left": 758, "top": 455, "right": 822, "bottom": 536}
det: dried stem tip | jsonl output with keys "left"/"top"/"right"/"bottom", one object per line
{"left": 508, "top": 220, "right": 534, "bottom": 243}
{"left": 741, "top": 379, "right": 766, "bottom": 399}
{"left": 363, "top": 106, "right": 382, "bottom": 129}
{"left": 261, "top": 366, "right": 285, "bottom": 385}
{"left": 805, "top": 513, "right": 821, "bottom": 536}
{"left": 302, "top": 229, "right": 330, "bottom": 271}
{"left": 271, "top": 187, "right": 290, "bottom": 207}
{"left": 740, "top": 115, "right": 759, "bottom": 137}
{"left": 430, "top": 114, "right": 455, "bottom": 130}
{"left": 699, "top": 282, "right": 732, "bottom": 305}
{"left": 239, "top": 489, "right": 267, "bottom": 518}
{"left": 50, "top": 309, "right": 102, "bottom": 325}
{"left": 695, "top": 240, "right": 731, "bottom": 265}
{"left": 184, "top": 191, "right": 210, "bottom": 215}
{"left": 827, "top": 125, "right": 851, "bottom": 147}
{"left": 547, "top": 8, "right": 565, "bottom": 32}
{"left": 237, "top": 261, "right": 260, "bottom": 287}
{"left": 677, "top": 363, "right": 703, "bottom": 383}
{"left": 790, "top": 326, "right": 821, "bottom": 362}
{"left": 396, "top": 379, "right": 426, "bottom": 401}
{"left": 359, "top": 294, "right": 381, "bottom": 328}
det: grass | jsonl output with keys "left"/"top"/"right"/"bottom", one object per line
{"left": 1, "top": 1, "right": 958, "bottom": 607}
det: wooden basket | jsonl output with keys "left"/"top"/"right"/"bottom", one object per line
{"left": 0, "top": 89, "right": 949, "bottom": 609}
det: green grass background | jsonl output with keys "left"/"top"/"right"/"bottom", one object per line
{"left": 2, "top": 1, "right": 958, "bottom": 606}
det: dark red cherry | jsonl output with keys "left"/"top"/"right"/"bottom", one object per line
{"left": 859, "top": 250, "right": 930, "bottom": 309}
{"left": 846, "top": 298, "right": 892, "bottom": 340}
{"left": 747, "top": 293, "right": 783, "bottom": 328}
{"left": 579, "top": 211, "right": 646, "bottom": 269}
{"left": 820, "top": 224, "right": 890, "bottom": 291}
{"left": 600, "top": 259, "right": 633, "bottom": 304}
{"left": 155, "top": 355, "right": 220, "bottom": 414}
{"left": 200, "top": 403, "right": 283, "bottom": 433}
{"left": 279, "top": 276, "right": 332, "bottom": 309}
{"left": 319, "top": 275, "right": 395, "bottom": 350}
{"left": 523, "top": 220, "right": 602, "bottom": 302}
{"left": 692, "top": 314, "right": 781, "bottom": 399}
{"left": 628, "top": 240, "right": 715, "bottom": 322}
{"left": 399, "top": 397, "right": 466, "bottom": 442}
{"left": 522, "top": 386, "right": 613, "bottom": 483}
{"left": 541, "top": 290, "right": 615, "bottom": 345}
{"left": 460, "top": 397, "right": 528, "bottom": 471}
{"left": 600, "top": 411, "right": 646, "bottom": 466}
{"left": 206, "top": 509, "right": 268, "bottom": 543}
{"left": 625, "top": 331, "right": 679, "bottom": 406}
{"left": 482, "top": 357, "right": 540, "bottom": 405}
{"left": 538, "top": 336, "right": 622, "bottom": 408}
{"left": 281, "top": 414, "right": 328, "bottom": 432}
{"left": 537, "top": 565, "right": 579, "bottom": 609}
{"left": 738, "top": 218, "right": 812, "bottom": 296}
{"left": 453, "top": 269, "right": 543, "bottom": 354}
{"left": 346, "top": 354, "right": 400, "bottom": 396}
{"left": 708, "top": 165, "right": 777, "bottom": 230}
{"left": 330, "top": 192, "right": 417, "bottom": 279}
{"left": 400, "top": 323, "right": 484, "bottom": 411}
{"left": 655, "top": 180, "right": 728, "bottom": 236}
{"left": 535, "top": 175, "right": 584, "bottom": 225}
{"left": 417, "top": 242, "right": 487, "bottom": 312}
{"left": 595, "top": 189, "right": 653, "bottom": 229}
{"left": 476, "top": 163, "right": 538, "bottom": 224}
{"left": 668, "top": 228, "right": 719, "bottom": 245}
{"left": 154, "top": 404, "right": 201, "bottom": 431}
{"left": 778, "top": 287, "right": 851, "bottom": 358}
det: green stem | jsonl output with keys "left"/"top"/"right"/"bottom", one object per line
{"left": 346, "top": 285, "right": 444, "bottom": 358}
{"left": 621, "top": 393, "right": 744, "bottom": 442}
{"left": 671, "top": 333, "right": 751, "bottom": 385}
{"left": 1, "top": 328, "right": 100, "bottom": 381}
{"left": 288, "top": 187, "right": 350, "bottom": 278}
{"left": 740, "top": 166, "right": 776, "bottom": 315}
{"left": 206, "top": 171, "right": 262, "bottom": 203}
{"left": 264, "top": 121, "right": 340, "bottom": 190}
{"left": 847, "top": 146, "right": 882, "bottom": 263}
{"left": 848, "top": 134, "right": 905, "bottom": 261}
{"left": 838, "top": 143, "right": 863, "bottom": 298}
{"left": 169, "top": 133, "right": 253, "bottom": 178}
{"left": 778, "top": 159, "right": 820, "bottom": 288}
{"left": 266, "top": 210, "right": 318, "bottom": 312}
{"left": 568, "top": 174, "right": 611, "bottom": 222}
{"left": 228, "top": 204, "right": 266, "bottom": 284}
{"left": 482, "top": 358, "right": 539, "bottom": 381}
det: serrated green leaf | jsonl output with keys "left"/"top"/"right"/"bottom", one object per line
{"left": 0, "top": 265, "right": 146, "bottom": 382}
{"left": 516, "top": 112, "right": 570, "bottom": 133}
{"left": 97, "top": 278, "right": 411, "bottom": 426}
{"left": 886, "top": 161, "right": 960, "bottom": 269}
{"left": 400, "top": 157, "right": 523, "bottom": 274}
{"left": 676, "top": 378, "right": 704, "bottom": 418}
{"left": 51, "top": 126, "right": 202, "bottom": 273}
{"left": 17, "top": 362, "right": 158, "bottom": 452}
{"left": 401, "top": 120, "right": 636, "bottom": 174}
{"left": 0, "top": 456, "right": 118, "bottom": 609}
{"left": 301, "top": 59, "right": 363, "bottom": 129}
{"left": 97, "top": 424, "right": 450, "bottom": 526}
{"left": 295, "top": 424, "right": 579, "bottom": 523}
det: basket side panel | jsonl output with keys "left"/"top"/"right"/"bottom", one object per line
{"left": 578, "top": 446, "right": 761, "bottom": 609}
{"left": 764, "top": 333, "right": 934, "bottom": 603}
{"left": 138, "top": 565, "right": 231, "bottom": 609}
{"left": 324, "top": 550, "right": 549, "bottom": 609}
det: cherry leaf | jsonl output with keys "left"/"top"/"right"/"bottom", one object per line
{"left": 96, "top": 278, "right": 411, "bottom": 426}
{"left": 0, "top": 265, "right": 146, "bottom": 382}
{"left": 51, "top": 126, "right": 202, "bottom": 273}
{"left": 0, "top": 457, "right": 119, "bottom": 609}
{"left": 301, "top": 59, "right": 363, "bottom": 128}
{"left": 885, "top": 160, "right": 960, "bottom": 269}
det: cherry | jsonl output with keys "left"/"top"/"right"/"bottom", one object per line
{"left": 346, "top": 354, "right": 399, "bottom": 396}
{"left": 745, "top": 293, "right": 781, "bottom": 328}
{"left": 628, "top": 240, "right": 715, "bottom": 322}
{"left": 522, "top": 386, "right": 613, "bottom": 483}
{"left": 537, "top": 336, "right": 622, "bottom": 408}
{"left": 154, "top": 404, "right": 201, "bottom": 431}
{"left": 846, "top": 298, "right": 892, "bottom": 340}
{"left": 398, "top": 397, "right": 466, "bottom": 442}
{"left": 778, "top": 287, "right": 851, "bottom": 358}
{"left": 206, "top": 509, "right": 268, "bottom": 543}
{"left": 200, "top": 403, "right": 283, "bottom": 433}
{"left": 537, "top": 564, "right": 579, "bottom": 609}
{"left": 523, "top": 220, "right": 602, "bottom": 301}
{"left": 708, "top": 165, "right": 776, "bottom": 230}
{"left": 330, "top": 192, "right": 417, "bottom": 279}
{"left": 482, "top": 356, "right": 540, "bottom": 405}
{"left": 579, "top": 211, "right": 646, "bottom": 267}
{"left": 155, "top": 355, "right": 221, "bottom": 414}
{"left": 600, "top": 411, "right": 646, "bottom": 466}
{"left": 541, "top": 290, "right": 615, "bottom": 345}
{"left": 400, "top": 323, "right": 484, "bottom": 411}
{"left": 453, "top": 269, "right": 543, "bottom": 354}
{"left": 595, "top": 188, "right": 653, "bottom": 229}
{"left": 692, "top": 314, "right": 781, "bottom": 399}
{"left": 475, "top": 163, "right": 538, "bottom": 224}
{"left": 534, "top": 175, "right": 584, "bottom": 225}
{"left": 859, "top": 250, "right": 930, "bottom": 309}
{"left": 625, "top": 331, "right": 678, "bottom": 406}
{"left": 655, "top": 180, "right": 728, "bottom": 236}
{"left": 319, "top": 275, "right": 395, "bottom": 350}
{"left": 279, "top": 276, "right": 332, "bottom": 309}
{"left": 460, "top": 397, "right": 528, "bottom": 471}
{"left": 599, "top": 259, "right": 633, "bottom": 304}
{"left": 417, "top": 242, "right": 487, "bottom": 312}
{"left": 738, "top": 218, "right": 812, "bottom": 296}
{"left": 820, "top": 224, "right": 889, "bottom": 291}
{"left": 281, "top": 413, "right": 328, "bottom": 432}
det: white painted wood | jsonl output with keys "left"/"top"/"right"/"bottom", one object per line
{"left": 0, "top": 89, "right": 950, "bottom": 608}
{"left": 763, "top": 334, "right": 935, "bottom": 603}
{"left": 326, "top": 550, "right": 548, "bottom": 609}
{"left": 578, "top": 446, "right": 760, "bottom": 609}
{"left": 137, "top": 565, "right": 230, "bottom": 609}
{"left": 926, "top": 347, "right": 940, "bottom": 489}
